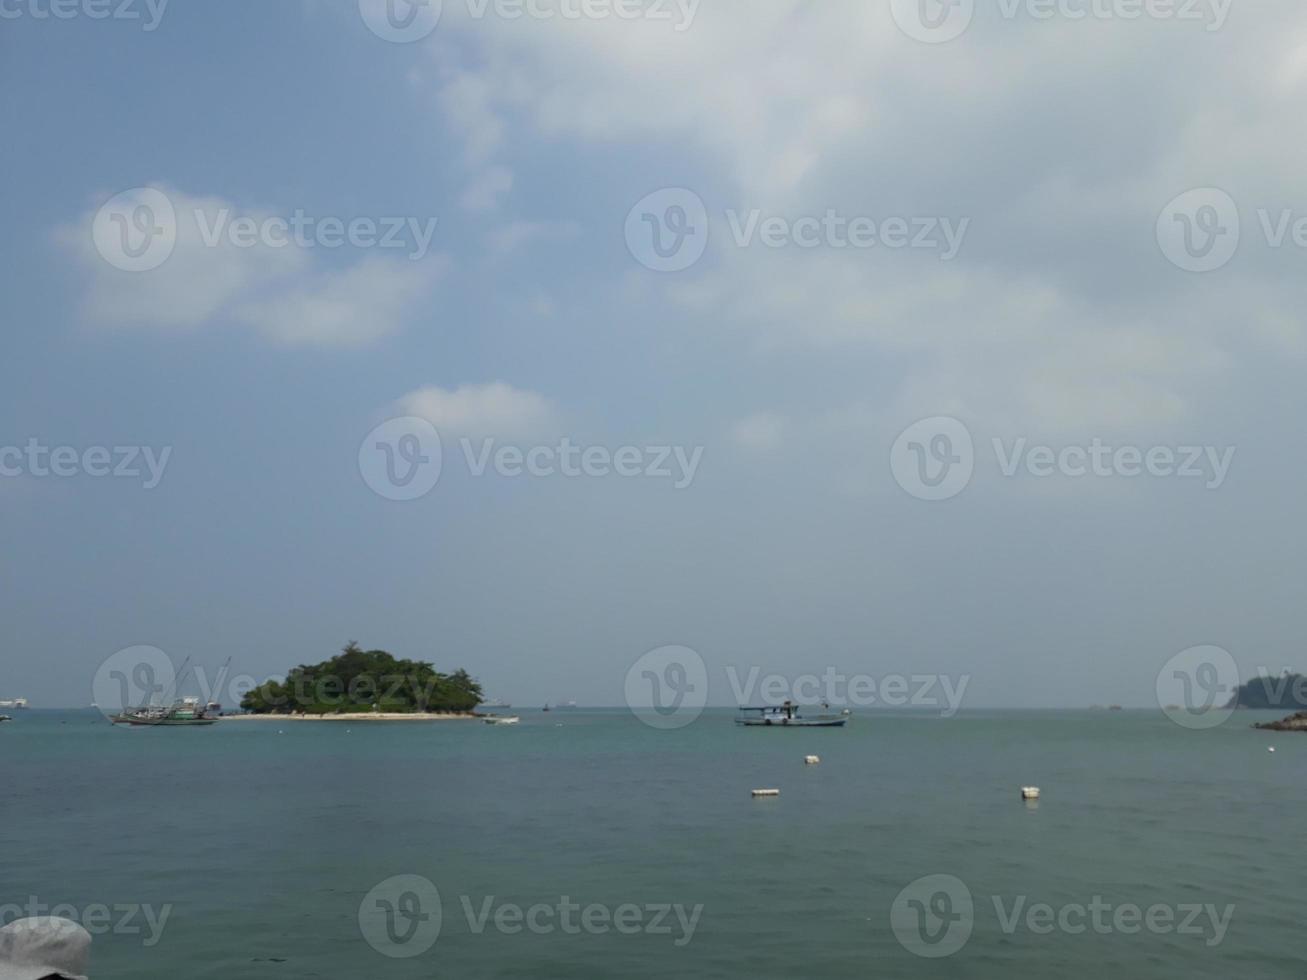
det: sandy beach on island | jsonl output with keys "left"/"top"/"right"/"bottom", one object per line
{"left": 220, "top": 712, "right": 481, "bottom": 722}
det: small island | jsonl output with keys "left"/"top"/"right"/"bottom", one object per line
{"left": 1227, "top": 672, "right": 1307, "bottom": 710}
{"left": 1226, "top": 671, "right": 1307, "bottom": 733}
{"left": 1254, "top": 712, "right": 1307, "bottom": 733}
{"left": 232, "top": 642, "right": 483, "bottom": 720}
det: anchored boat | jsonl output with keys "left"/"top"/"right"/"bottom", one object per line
{"left": 112, "top": 696, "right": 221, "bottom": 726}
{"left": 735, "top": 702, "right": 849, "bottom": 728}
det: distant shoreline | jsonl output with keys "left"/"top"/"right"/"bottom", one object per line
{"left": 221, "top": 712, "right": 480, "bottom": 722}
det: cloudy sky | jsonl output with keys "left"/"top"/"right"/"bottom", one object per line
{"left": 3, "top": 0, "right": 1306, "bottom": 709}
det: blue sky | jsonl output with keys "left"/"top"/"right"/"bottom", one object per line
{"left": 3, "top": 0, "right": 1307, "bottom": 710}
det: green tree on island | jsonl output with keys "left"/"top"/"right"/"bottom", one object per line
{"left": 241, "top": 642, "right": 484, "bottom": 714}
{"left": 1227, "top": 671, "right": 1307, "bottom": 710}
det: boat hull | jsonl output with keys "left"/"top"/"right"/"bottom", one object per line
{"left": 111, "top": 716, "right": 218, "bottom": 726}
{"left": 736, "top": 718, "right": 847, "bottom": 727}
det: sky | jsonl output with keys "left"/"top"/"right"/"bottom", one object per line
{"left": 2, "top": 0, "right": 1307, "bottom": 711}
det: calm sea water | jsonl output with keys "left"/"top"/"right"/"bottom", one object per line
{"left": 2, "top": 708, "right": 1303, "bottom": 979}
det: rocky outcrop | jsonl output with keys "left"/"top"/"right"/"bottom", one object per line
{"left": 1253, "top": 711, "right": 1307, "bottom": 732}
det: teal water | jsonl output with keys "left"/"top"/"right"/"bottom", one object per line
{"left": 2, "top": 709, "right": 1302, "bottom": 978}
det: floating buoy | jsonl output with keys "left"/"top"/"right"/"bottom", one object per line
{"left": 752, "top": 788, "right": 780, "bottom": 797}
{"left": 1268, "top": 746, "right": 1276, "bottom": 753}
{"left": 1021, "top": 786, "right": 1041, "bottom": 800}
{"left": 805, "top": 755, "right": 821, "bottom": 765}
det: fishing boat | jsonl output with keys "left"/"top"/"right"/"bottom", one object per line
{"left": 0, "top": 715, "right": 11, "bottom": 723}
{"left": 735, "top": 702, "right": 849, "bottom": 728}
{"left": 483, "top": 715, "right": 520, "bottom": 726}
{"left": 112, "top": 696, "right": 221, "bottom": 726}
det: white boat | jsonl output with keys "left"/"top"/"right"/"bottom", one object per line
{"left": 0, "top": 698, "right": 28, "bottom": 709}
{"left": 484, "top": 715, "right": 520, "bottom": 726}
{"left": 735, "top": 702, "right": 848, "bottom": 728}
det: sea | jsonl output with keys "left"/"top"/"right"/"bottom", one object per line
{"left": 2, "top": 708, "right": 1303, "bottom": 979}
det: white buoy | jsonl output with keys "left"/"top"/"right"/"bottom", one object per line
{"left": 1268, "top": 746, "right": 1276, "bottom": 753}
{"left": 1021, "top": 786, "right": 1041, "bottom": 800}
{"left": 805, "top": 755, "right": 821, "bottom": 765}
{"left": 752, "top": 788, "right": 780, "bottom": 797}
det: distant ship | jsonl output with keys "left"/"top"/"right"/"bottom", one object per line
{"left": 0, "top": 698, "right": 28, "bottom": 709}
{"left": 481, "top": 697, "right": 512, "bottom": 709}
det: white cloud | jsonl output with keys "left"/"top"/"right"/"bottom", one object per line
{"left": 730, "top": 412, "right": 793, "bottom": 453}
{"left": 235, "top": 255, "right": 444, "bottom": 348}
{"left": 486, "top": 219, "right": 579, "bottom": 256}
{"left": 461, "top": 165, "right": 514, "bottom": 212}
{"left": 421, "top": 1, "right": 1307, "bottom": 433}
{"left": 59, "top": 187, "right": 308, "bottom": 330}
{"left": 396, "top": 382, "right": 560, "bottom": 440}
{"left": 60, "top": 186, "right": 442, "bottom": 348}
